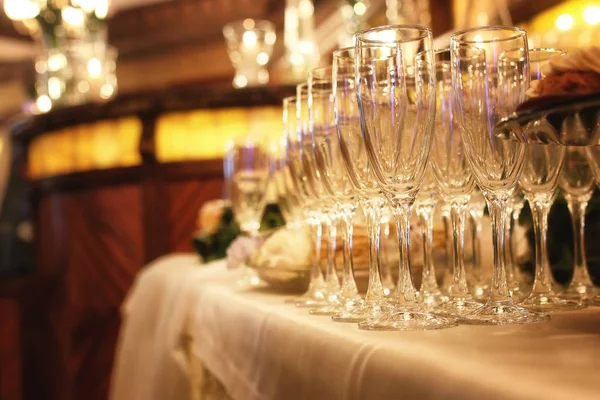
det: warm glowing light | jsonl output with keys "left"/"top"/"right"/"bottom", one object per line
{"left": 584, "top": 6, "right": 600, "bottom": 25}
{"left": 62, "top": 7, "right": 85, "bottom": 26}
{"left": 256, "top": 52, "right": 269, "bottom": 65}
{"left": 36, "top": 95, "right": 52, "bottom": 113}
{"left": 242, "top": 31, "right": 257, "bottom": 47}
{"left": 48, "top": 77, "right": 62, "bottom": 99}
{"left": 265, "top": 31, "right": 276, "bottom": 45}
{"left": 100, "top": 84, "right": 114, "bottom": 99}
{"left": 3, "top": 0, "right": 39, "bottom": 21}
{"left": 95, "top": 0, "right": 109, "bottom": 19}
{"left": 47, "top": 53, "right": 66, "bottom": 72}
{"left": 353, "top": 2, "right": 367, "bottom": 16}
{"left": 242, "top": 19, "right": 255, "bottom": 30}
{"left": 556, "top": 14, "right": 574, "bottom": 31}
{"left": 233, "top": 75, "right": 248, "bottom": 88}
{"left": 473, "top": 34, "right": 483, "bottom": 42}
{"left": 78, "top": 81, "right": 90, "bottom": 93}
{"left": 87, "top": 58, "right": 102, "bottom": 77}
{"left": 298, "top": 0, "right": 314, "bottom": 17}
{"left": 78, "top": 0, "right": 96, "bottom": 13}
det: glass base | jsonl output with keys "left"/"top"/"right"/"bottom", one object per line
{"left": 284, "top": 282, "right": 326, "bottom": 304}
{"left": 358, "top": 309, "right": 458, "bottom": 331}
{"left": 562, "top": 283, "right": 599, "bottom": 300}
{"left": 520, "top": 293, "right": 586, "bottom": 313}
{"left": 590, "top": 296, "right": 600, "bottom": 307}
{"left": 295, "top": 298, "right": 328, "bottom": 308}
{"left": 434, "top": 298, "right": 482, "bottom": 316}
{"left": 309, "top": 304, "right": 341, "bottom": 316}
{"left": 331, "top": 301, "right": 391, "bottom": 323}
{"left": 471, "top": 282, "right": 490, "bottom": 302}
{"left": 417, "top": 291, "right": 449, "bottom": 309}
{"left": 237, "top": 267, "right": 262, "bottom": 288}
{"left": 460, "top": 301, "right": 550, "bottom": 325}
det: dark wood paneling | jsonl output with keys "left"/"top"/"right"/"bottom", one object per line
{"left": 166, "top": 178, "right": 224, "bottom": 252}
{"left": 0, "top": 299, "right": 21, "bottom": 400}
{"left": 23, "top": 184, "right": 144, "bottom": 400}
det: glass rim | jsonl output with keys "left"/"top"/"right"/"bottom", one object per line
{"left": 356, "top": 24, "right": 432, "bottom": 44}
{"left": 332, "top": 46, "right": 354, "bottom": 60}
{"left": 450, "top": 26, "right": 527, "bottom": 44}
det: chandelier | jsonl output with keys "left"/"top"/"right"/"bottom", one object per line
{"left": 3, "top": 0, "right": 117, "bottom": 113}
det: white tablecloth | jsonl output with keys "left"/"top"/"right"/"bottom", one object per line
{"left": 110, "top": 254, "right": 600, "bottom": 400}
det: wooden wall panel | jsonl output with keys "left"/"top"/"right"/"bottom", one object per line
{"left": 25, "top": 183, "right": 144, "bottom": 400}
{"left": 165, "top": 178, "right": 225, "bottom": 252}
{"left": 0, "top": 299, "right": 21, "bottom": 400}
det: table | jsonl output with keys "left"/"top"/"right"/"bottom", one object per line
{"left": 109, "top": 254, "right": 600, "bottom": 400}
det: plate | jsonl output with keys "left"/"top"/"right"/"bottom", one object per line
{"left": 494, "top": 93, "right": 600, "bottom": 146}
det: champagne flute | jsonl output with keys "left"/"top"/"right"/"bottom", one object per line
{"left": 283, "top": 95, "right": 327, "bottom": 306}
{"left": 299, "top": 80, "right": 342, "bottom": 315}
{"left": 225, "top": 137, "right": 270, "bottom": 287}
{"left": 560, "top": 147, "right": 598, "bottom": 300}
{"left": 332, "top": 46, "right": 391, "bottom": 323}
{"left": 451, "top": 26, "right": 548, "bottom": 324}
{"left": 309, "top": 66, "right": 363, "bottom": 315}
{"left": 356, "top": 25, "right": 457, "bottom": 330}
{"left": 427, "top": 48, "right": 481, "bottom": 316}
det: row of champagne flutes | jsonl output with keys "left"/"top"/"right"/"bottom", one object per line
{"left": 231, "top": 24, "right": 600, "bottom": 330}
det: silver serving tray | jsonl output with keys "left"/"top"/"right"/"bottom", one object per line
{"left": 494, "top": 93, "right": 600, "bottom": 146}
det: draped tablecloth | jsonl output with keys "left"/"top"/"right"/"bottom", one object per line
{"left": 110, "top": 254, "right": 600, "bottom": 400}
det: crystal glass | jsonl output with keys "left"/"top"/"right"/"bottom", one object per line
{"left": 225, "top": 136, "right": 270, "bottom": 287}
{"left": 308, "top": 66, "right": 362, "bottom": 315}
{"left": 427, "top": 48, "right": 481, "bottom": 316}
{"left": 379, "top": 208, "right": 396, "bottom": 296}
{"left": 467, "top": 189, "right": 489, "bottom": 300}
{"left": 300, "top": 79, "right": 342, "bottom": 315}
{"left": 269, "top": 138, "right": 303, "bottom": 227}
{"left": 451, "top": 26, "right": 548, "bottom": 324}
{"left": 223, "top": 19, "right": 276, "bottom": 88}
{"left": 414, "top": 167, "right": 447, "bottom": 308}
{"left": 283, "top": 95, "right": 327, "bottom": 306}
{"left": 510, "top": 48, "right": 582, "bottom": 312}
{"left": 585, "top": 146, "right": 600, "bottom": 306}
{"left": 331, "top": 46, "right": 390, "bottom": 323}
{"left": 519, "top": 141, "right": 584, "bottom": 311}
{"left": 560, "top": 147, "right": 598, "bottom": 299}
{"left": 355, "top": 25, "right": 456, "bottom": 330}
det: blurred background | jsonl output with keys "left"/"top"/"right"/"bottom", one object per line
{"left": 0, "top": 1, "right": 598, "bottom": 400}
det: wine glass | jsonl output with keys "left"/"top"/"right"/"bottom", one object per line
{"left": 269, "top": 138, "right": 302, "bottom": 227}
{"left": 414, "top": 165, "right": 447, "bottom": 308}
{"left": 467, "top": 189, "right": 489, "bottom": 300}
{"left": 356, "top": 25, "right": 457, "bottom": 330}
{"left": 426, "top": 48, "right": 482, "bottom": 316}
{"left": 225, "top": 136, "right": 270, "bottom": 287}
{"left": 560, "top": 147, "right": 599, "bottom": 300}
{"left": 309, "top": 66, "right": 363, "bottom": 314}
{"left": 299, "top": 79, "right": 342, "bottom": 316}
{"left": 451, "top": 26, "right": 548, "bottom": 324}
{"left": 509, "top": 48, "right": 582, "bottom": 312}
{"left": 283, "top": 95, "right": 327, "bottom": 306}
{"left": 331, "top": 46, "right": 391, "bottom": 323}
{"left": 585, "top": 146, "right": 600, "bottom": 306}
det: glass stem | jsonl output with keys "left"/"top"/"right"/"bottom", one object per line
{"left": 340, "top": 206, "right": 359, "bottom": 297}
{"left": 449, "top": 201, "right": 471, "bottom": 298}
{"left": 504, "top": 204, "right": 517, "bottom": 283}
{"left": 567, "top": 197, "right": 593, "bottom": 287}
{"left": 364, "top": 201, "right": 385, "bottom": 302}
{"left": 486, "top": 198, "right": 512, "bottom": 304}
{"left": 530, "top": 200, "right": 554, "bottom": 295}
{"left": 392, "top": 202, "right": 419, "bottom": 307}
{"left": 379, "top": 217, "right": 394, "bottom": 291}
{"left": 310, "top": 214, "right": 324, "bottom": 284}
{"left": 441, "top": 209, "right": 453, "bottom": 292}
{"left": 417, "top": 204, "right": 439, "bottom": 294}
{"left": 468, "top": 208, "right": 484, "bottom": 283}
{"left": 325, "top": 212, "right": 341, "bottom": 295}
